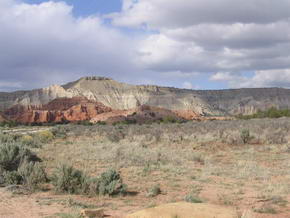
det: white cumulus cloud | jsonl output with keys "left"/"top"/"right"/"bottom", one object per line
{"left": 0, "top": 0, "right": 139, "bottom": 89}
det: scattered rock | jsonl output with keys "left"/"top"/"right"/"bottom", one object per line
{"left": 80, "top": 208, "right": 104, "bottom": 218}
{"left": 125, "top": 202, "right": 238, "bottom": 218}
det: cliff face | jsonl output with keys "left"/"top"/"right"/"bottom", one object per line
{"left": 1, "top": 76, "right": 290, "bottom": 116}
{"left": 0, "top": 85, "right": 73, "bottom": 112}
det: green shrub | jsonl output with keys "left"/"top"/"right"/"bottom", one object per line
{"left": 237, "top": 107, "right": 290, "bottom": 119}
{"left": 161, "top": 116, "right": 178, "bottom": 124}
{"left": 254, "top": 206, "right": 278, "bottom": 214}
{"left": 36, "top": 130, "right": 54, "bottom": 143}
{"left": 96, "top": 121, "right": 107, "bottom": 125}
{"left": 240, "top": 129, "right": 250, "bottom": 144}
{"left": 3, "top": 171, "right": 22, "bottom": 185}
{"left": 0, "top": 143, "right": 40, "bottom": 171}
{"left": 51, "top": 165, "right": 127, "bottom": 196}
{"left": 52, "top": 165, "right": 87, "bottom": 194}
{"left": 18, "top": 161, "right": 47, "bottom": 191}
{"left": 20, "top": 135, "right": 34, "bottom": 145}
{"left": 184, "top": 194, "right": 203, "bottom": 203}
{"left": 0, "top": 133, "right": 18, "bottom": 143}
{"left": 75, "top": 120, "right": 93, "bottom": 126}
{"left": 147, "top": 184, "right": 161, "bottom": 197}
{"left": 0, "top": 121, "right": 19, "bottom": 128}
{"left": 97, "top": 169, "right": 127, "bottom": 196}
{"left": 88, "top": 169, "right": 127, "bottom": 196}
{"left": 0, "top": 142, "right": 45, "bottom": 190}
{"left": 113, "top": 119, "right": 137, "bottom": 125}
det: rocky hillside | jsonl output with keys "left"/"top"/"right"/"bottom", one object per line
{"left": 1, "top": 76, "right": 290, "bottom": 116}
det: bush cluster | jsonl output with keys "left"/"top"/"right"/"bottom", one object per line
{"left": 0, "top": 133, "right": 21, "bottom": 144}
{"left": 160, "top": 116, "right": 181, "bottom": 124}
{"left": 0, "top": 121, "right": 20, "bottom": 128}
{"left": 0, "top": 141, "right": 127, "bottom": 195}
{"left": 113, "top": 119, "right": 137, "bottom": 125}
{"left": 0, "top": 143, "right": 40, "bottom": 171}
{"left": 0, "top": 129, "right": 55, "bottom": 148}
{"left": 51, "top": 165, "right": 127, "bottom": 196}
{"left": 18, "top": 161, "right": 47, "bottom": 190}
{"left": 96, "top": 169, "right": 127, "bottom": 196}
{"left": 51, "top": 165, "right": 87, "bottom": 194}
{"left": 237, "top": 107, "right": 290, "bottom": 119}
{"left": 0, "top": 143, "right": 46, "bottom": 190}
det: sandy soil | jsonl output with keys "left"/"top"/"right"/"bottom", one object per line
{"left": 0, "top": 188, "right": 71, "bottom": 218}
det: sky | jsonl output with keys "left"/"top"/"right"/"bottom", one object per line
{"left": 1, "top": 0, "right": 290, "bottom": 91}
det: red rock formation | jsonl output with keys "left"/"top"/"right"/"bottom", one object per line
{"left": 4, "top": 97, "right": 112, "bottom": 123}
{"left": 42, "top": 97, "right": 93, "bottom": 110}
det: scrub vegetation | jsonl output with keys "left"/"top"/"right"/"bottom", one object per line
{"left": 1, "top": 118, "right": 290, "bottom": 217}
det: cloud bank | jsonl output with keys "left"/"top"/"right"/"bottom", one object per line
{"left": 1, "top": 0, "right": 290, "bottom": 90}
{"left": 112, "top": 0, "right": 290, "bottom": 88}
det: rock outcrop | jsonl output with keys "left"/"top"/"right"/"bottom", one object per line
{"left": 4, "top": 97, "right": 112, "bottom": 123}
{"left": 91, "top": 105, "right": 186, "bottom": 124}
{"left": 126, "top": 202, "right": 238, "bottom": 218}
{"left": 2, "top": 76, "right": 290, "bottom": 116}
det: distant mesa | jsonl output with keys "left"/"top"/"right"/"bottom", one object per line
{"left": 81, "top": 76, "right": 112, "bottom": 81}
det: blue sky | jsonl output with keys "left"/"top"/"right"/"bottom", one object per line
{"left": 23, "top": 0, "right": 122, "bottom": 16}
{"left": 1, "top": 0, "right": 290, "bottom": 91}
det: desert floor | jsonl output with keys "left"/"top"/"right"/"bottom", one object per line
{"left": 1, "top": 119, "right": 290, "bottom": 217}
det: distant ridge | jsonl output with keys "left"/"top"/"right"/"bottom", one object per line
{"left": 1, "top": 76, "right": 290, "bottom": 116}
